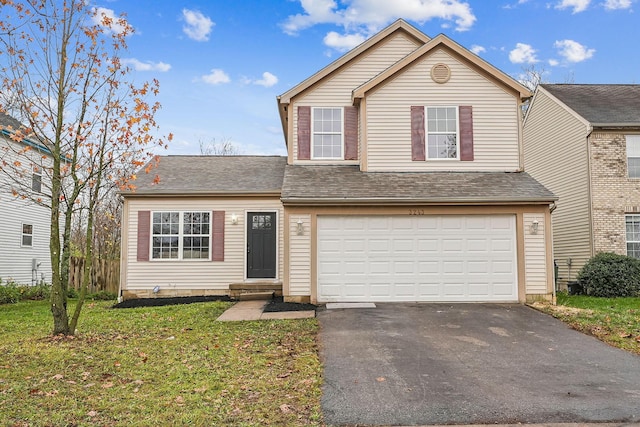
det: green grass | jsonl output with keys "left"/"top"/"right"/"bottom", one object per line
{"left": 0, "top": 300, "right": 322, "bottom": 426}
{"left": 534, "top": 293, "right": 640, "bottom": 354}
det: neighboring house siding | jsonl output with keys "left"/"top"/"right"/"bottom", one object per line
{"left": 365, "top": 48, "right": 521, "bottom": 172}
{"left": 292, "top": 32, "right": 421, "bottom": 163}
{"left": 288, "top": 214, "right": 311, "bottom": 296}
{"left": 523, "top": 89, "right": 591, "bottom": 285}
{"left": 589, "top": 132, "right": 640, "bottom": 255}
{"left": 0, "top": 136, "right": 53, "bottom": 285}
{"left": 523, "top": 213, "right": 547, "bottom": 295}
{"left": 123, "top": 198, "right": 284, "bottom": 296}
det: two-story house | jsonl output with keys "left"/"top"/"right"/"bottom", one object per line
{"left": 0, "top": 112, "right": 54, "bottom": 285}
{"left": 523, "top": 84, "right": 640, "bottom": 287}
{"left": 120, "top": 20, "right": 556, "bottom": 303}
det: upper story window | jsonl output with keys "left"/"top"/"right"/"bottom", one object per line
{"left": 152, "top": 211, "right": 210, "bottom": 260}
{"left": 22, "top": 223, "right": 33, "bottom": 247}
{"left": 312, "top": 107, "right": 343, "bottom": 159}
{"left": 426, "top": 107, "right": 459, "bottom": 160}
{"left": 627, "top": 135, "right": 640, "bottom": 178}
{"left": 32, "top": 171, "right": 42, "bottom": 193}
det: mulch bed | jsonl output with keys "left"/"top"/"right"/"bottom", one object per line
{"left": 262, "top": 296, "right": 317, "bottom": 313}
{"left": 112, "top": 295, "right": 316, "bottom": 313}
{"left": 112, "top": 295, "right": 231, "bottom": 309}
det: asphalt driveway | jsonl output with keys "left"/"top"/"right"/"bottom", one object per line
{"left": 318, "top": 303, "right": 640, "bottom": 426}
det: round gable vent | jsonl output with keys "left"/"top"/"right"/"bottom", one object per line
{"left": 431, "top": 63, "right": 451, "bottom": 84}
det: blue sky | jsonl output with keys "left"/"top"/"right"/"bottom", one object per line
{"left": 96, "top": 0, "right": 639, "bottom": 156}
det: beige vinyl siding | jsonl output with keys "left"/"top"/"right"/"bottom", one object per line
{"left": 523, "top": 89, "right": 591, "bottom": 285}
{"left": 291, "top": 32, "right": 420, "bottom": 163}
{"left": 123, "top": 198, "right": 284, "bottom": 293}
{"left": 523, "top": 213, "right": 547, "bottom": 294}
{"left": 288, "top": 214, "right": 311, "bottom": 296}
{"left": 365, "top": 49, "right": 521, "bottom": 172}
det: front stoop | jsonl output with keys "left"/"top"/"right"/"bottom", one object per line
{"left": 229, "top": 282, "right": 283, "bottom": 300}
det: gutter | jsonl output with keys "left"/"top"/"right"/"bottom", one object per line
{"left": 281, "top": 196, "right": 558, "bottom": 206}
{"left": 120, "top": 190, "right": 282, "bottom": 198}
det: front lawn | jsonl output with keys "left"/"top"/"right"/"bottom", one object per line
{"left": 533, "top": 293, "right": 640, "bottom": 354}
{"left": 0, "top": 300, "right": 322, "bottom": 426}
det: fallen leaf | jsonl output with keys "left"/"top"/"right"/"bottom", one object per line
{"left": 175, "top": 396, "right": 184, "bottom": 405}
{"left": 114, "top": 362, "right": 121, "bottom": 367}
{"left": 87, "top": 410, "right": 98, "bottom": 417}
{"left": 376, "top": 377, "right": 385, "bottom": 382}
{"left": 619, "top": 332, "right": 632, "bottom": 338}
{"left": 280, "top": 404, "right": 293, "bottom": 414}
{"left": 51, "top": 374, "right": 64, "bottom": 380}
{"left": 102, "top": 382, "right": 114, "bottom": 389}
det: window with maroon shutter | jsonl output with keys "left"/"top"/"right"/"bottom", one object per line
{"left": 459, "top": 106, "right": 474, "bottom": 161}
{"left": 212, "top": 211, "right": 225, "bottom": 261}
{"left": 137, "top": 211, "right": 150, "bottom": 261}
{"left": 344, "top": 106, "right": 358, "bottom": 160}
{"left": 297, "top": 106, "right": 311, "bottom": 160}
{"left": 411, "top": 106, "right": 425, "bottom": 161}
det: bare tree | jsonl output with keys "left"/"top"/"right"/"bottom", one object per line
{"left": 199, "top": 137, "right": 240, "bottom": 155}
{"left": 0, "top": 0, "right": 170, "bottom": 335}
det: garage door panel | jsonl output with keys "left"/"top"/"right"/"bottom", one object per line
{"left": 317, "top": 215, "right": 517, "bottom": 302}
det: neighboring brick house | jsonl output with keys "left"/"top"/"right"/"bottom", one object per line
{"left": 121, "top": 20, "right": 557, "bottom": 303}
{"left": 523, "top": 84, "right": 640, "bottom": 287}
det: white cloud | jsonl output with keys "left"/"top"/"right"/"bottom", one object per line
{"left": 281, "top": 0, "right": 477, "bottom": 36}
{"left": 254, "top": 72, "right": 279, "bottom": 87}
{"left": 122, "top": 58, "right": 171, "bottom": 72}
{"left": 554, "top": 39, "right": 595, "bottom": 62}
{"left": 509, "top": 43, "right": 538, "bottom": 64}
{"left": 603, "top": 0, "right": 632, "bottom": 9}
{"left": 201, "top": 69, "right": 230, "bottom": 85}
{"left": 470, "top": 44, "right": 486, "bottom": 55}
{"left": 323, "top": 31, "right": 367, "bottom": 52}
{"left": 548, "top": 58, "right": 560, "bottom": 66}
{"left": 91, "top": 7, "right": 132, "bottom": 35}
{"left": 182, "top": 9, "right": 214, "bottom": 41}
{"left": 555, "top": 0, "right": 591, "bottom": 13}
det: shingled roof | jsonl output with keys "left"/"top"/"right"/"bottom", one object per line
{"left": 0, "top": 112, "right": 23, "bottom": 130}
{"left": 541, "top": 84, "right": 640, "bottom": 126}
{"left": 281, "top": 165, "right": 556, "bottom": 205}
{"left": 123, "top": 155, "right": 287, "bottom": 196}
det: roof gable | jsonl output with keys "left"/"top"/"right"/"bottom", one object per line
{"left": 277, "top": 19, "right": 430, "bottom": 106}
{"left": 540, "top": 84, "right": 640, "bottom": 126}
{"left": 353, "top": 34, "right": 531, "bottom": 102}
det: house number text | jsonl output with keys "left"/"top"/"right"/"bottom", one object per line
{"left": 409, "top": 209, "right": 425, "bottom": 215}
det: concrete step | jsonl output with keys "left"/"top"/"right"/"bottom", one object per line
{"left": 229, "top": 282, "right": 282, "bottom": 299}
{"left": 237, "top": 291, "right": 274, "bottom": 301}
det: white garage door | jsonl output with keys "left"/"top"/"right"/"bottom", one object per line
{"left": 317, "top": 215, "right": 517, "bottom": 303}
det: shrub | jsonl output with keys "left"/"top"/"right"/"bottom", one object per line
{"left": 0, "top": 282, "right": 21, "bottom": 304}
{"left": 67, "top": 287, "right": 79, "bottom": 298}
{"left": 90, "top": 290, "right": 117, "bottom": 301}
{"left": 21, "top": 283, "right": 51, "bottom": 301}
{"left": 577, "top": 252, "right": 640, "bottom": 297}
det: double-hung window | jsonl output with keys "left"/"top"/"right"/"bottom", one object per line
{"left": 22, "top": 224, "right": 33, "bottom": 247}
{"left": 626, "top": 135, "right": 640, "bottom": 178}
{"left": 32, "top": 172, "right": 42, "bottom": 193}
{"left": 626, "top": 215, "right": 640, "bottom": 258}
{"left": 312, "top": 107, "right": 342, "bottom": 159}
{"left": 152, "top": 211, "right": 210, "bottom": 260}
{"left": 426, "top": 106, "right": 459, "bottom": 160}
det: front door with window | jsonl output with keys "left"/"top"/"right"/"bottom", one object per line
{"left": 247, "top": 212, "right": 277, "bottom": 278}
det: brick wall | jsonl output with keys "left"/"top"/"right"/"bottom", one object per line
{"left": 589, "top": 132, "right": 640, "bottom": 255}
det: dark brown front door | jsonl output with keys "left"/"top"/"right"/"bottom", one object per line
{"left": 247, "top": 212, "right": 276, "bottom": 278}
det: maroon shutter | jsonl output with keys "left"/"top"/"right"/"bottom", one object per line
{"left": 212, "top": 211, "right": 225, "bottom": 261}
{"left": 459, "top": 106, "right": 474, "bottom": 161}
{"left": 411, "top": 106, "right": 425, "bottom": 161}
{"left": 297, "top": 106, "right": 311, "bottom": 160}
{"left": 344, "top": 106, "right": 358, "bottom": 160}
{"left": 137, "top": 211, "right": 150, "bottom": 261}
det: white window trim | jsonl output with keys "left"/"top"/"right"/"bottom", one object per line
{"left": 626, "top": 214, "right": 640, "bottom": 258}
{"left": 150, "top": 211, "right": 212, "bottom": 261}
{"left": 626, "top": 134, "right": 640, "bottom": 179}
{"left": 311, "top": 106, "right": 344, "bottom": 160}
{"left": 425, "top": 105, "right": 460, "bottom": 161}
{"left": 21, "top": 223, "right": 33, "bottom": 248}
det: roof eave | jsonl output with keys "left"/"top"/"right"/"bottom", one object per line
{"left": 591, "top": 123, "right": 640, "bottom": 128}
{"left": 281, "top": 197, "right": 557, "bottom": 206}
{"left": 121, "top": 190, "right": 283, "bottom": 198}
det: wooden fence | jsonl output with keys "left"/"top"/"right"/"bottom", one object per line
{"left": 68, "top": 257, "right": 119, "bottom": 294}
